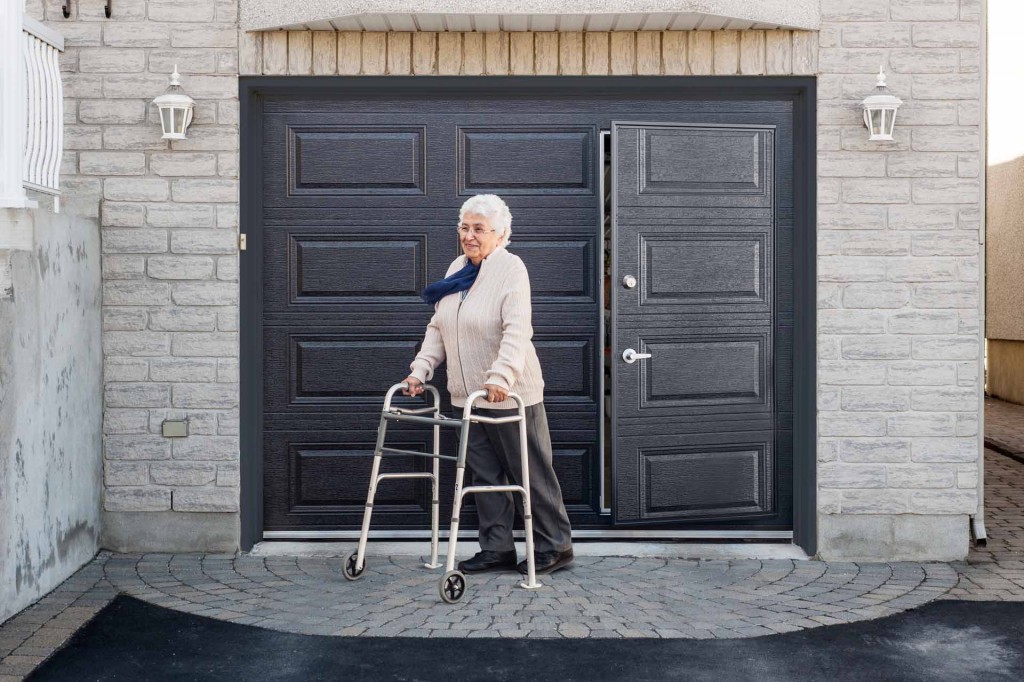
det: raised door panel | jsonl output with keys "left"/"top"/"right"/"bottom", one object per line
{"left": 615, "top": 433, "right": 776, "bottom": 523}
{"left": 458, "top": 126, "right": 596, "bottom": 195}
{"left": 617, "top": 124, "right": 775, "bottom": 209}
{"left": 262, "top": 225, "right": 455, "bottom": 314}
{"left": 615, "top": 325, "right": 773, "bottom": 420}
{"left": 287, "top": 125, "right": 427, "bottom": 196}
{"left": 618, "top": 224, "right": 774, "bottom": 317}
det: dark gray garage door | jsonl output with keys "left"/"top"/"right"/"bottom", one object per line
{"left": 241, "top": 78, "right": 814, "bottom": 541}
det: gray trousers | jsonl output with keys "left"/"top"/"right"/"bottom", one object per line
{"left": 465, "top": 402, "right": 573, "bottom": 554}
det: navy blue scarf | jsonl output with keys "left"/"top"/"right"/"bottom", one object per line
{"left": 421, "top": 260, "right": 480, "bottom": 305}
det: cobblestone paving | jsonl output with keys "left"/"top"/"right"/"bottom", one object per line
{"left": 945, "top": 448, "right": 1024, "bottom": 601}
{"left": 985, "top": 397, "right": 1024, "bottom": 461}
{"left": 3, "top": 401, "right": 1024, "bottom": 679}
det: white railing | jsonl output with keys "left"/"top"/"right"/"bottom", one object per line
{"left": 0, "top": 0, "right": 64, "bottom": 211}
{"left": 21, "top": 17, "right": 64, "bottom": 200}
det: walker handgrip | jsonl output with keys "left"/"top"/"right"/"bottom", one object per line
{"left": 383, "top": 382, "right": 441, "bottom": 412}
{"left": 461, "top": 390, "right": 526, "bottom": 420}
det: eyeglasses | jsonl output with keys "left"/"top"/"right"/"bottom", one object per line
{"left": 456, "top": 224, "right": 496, "bottom": 237}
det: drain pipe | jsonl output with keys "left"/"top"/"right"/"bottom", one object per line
{"left": 971, "top": 1, "right": 988, "bottom": 548}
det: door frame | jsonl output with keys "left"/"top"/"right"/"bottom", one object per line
{"left": 239, "top": 76, "right": 817, "bottom": 554}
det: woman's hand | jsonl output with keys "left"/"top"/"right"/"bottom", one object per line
{"left": 402, "top": 376, "right": 424, "bottom": 397}
{"left": 484, "top": 383, "right": 508, "bottom": 403}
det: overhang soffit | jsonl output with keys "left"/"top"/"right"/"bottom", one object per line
{"left": 240, "top": 1, "right": 821, "bottom": 33}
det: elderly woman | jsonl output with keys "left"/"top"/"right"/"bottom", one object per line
{"left": 402, "top": 194, "right": 574, "bottom": 576}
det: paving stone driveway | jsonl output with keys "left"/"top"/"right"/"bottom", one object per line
{"left": 2, "top": 402, "right": 1024, "bottom": 679}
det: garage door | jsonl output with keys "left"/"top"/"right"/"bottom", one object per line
{"left": 241, "top": 78, "right": 812, "bottom": 540}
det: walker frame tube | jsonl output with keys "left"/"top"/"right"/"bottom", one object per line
{"left": 352, "top": 383, "right": 446, "bottom": 574}
{"left": 351, "top": 383, "right": 542, "bottom": 597}
{"left": 442, "top": 389, "right": 541, "bottom": 591}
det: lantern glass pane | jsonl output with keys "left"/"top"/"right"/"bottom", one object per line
{"left": 885, "top": 109, "right": 897, "bottom": 137}
{"left": 174, "top": 108, "right": 184, "bottom": 134}
{"left": 870, "top": 109, "right": 882, "bottom": 136}
{"left": 161, "top": 107, "right": 172, "bottom": 135}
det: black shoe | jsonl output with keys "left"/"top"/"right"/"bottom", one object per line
{"left": 517, "top": 548, "right": 574, "bottom": 575}
{"left": 457, "top": 550, "right": 518, "bottom": 574}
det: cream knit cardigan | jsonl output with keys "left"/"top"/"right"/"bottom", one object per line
{"left": 409, "top": 247, "right": 545, "bottom": 409}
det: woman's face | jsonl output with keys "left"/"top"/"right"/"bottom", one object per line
{"left": 459, "top": 212, "right": 502, "bottom": 265}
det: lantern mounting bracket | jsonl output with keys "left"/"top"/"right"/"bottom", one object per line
{"left": 62, "top": 2, "right": 110, "bottom": 19}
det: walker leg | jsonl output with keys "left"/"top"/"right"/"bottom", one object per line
{"left": 345, "top": 414, "right": 388, "bottom": 580}
{"left": 517, "top": 406, "right": 542, "bottom": 590}
{"left": 425, "top": 416, "right": 442, "bottom": 569}
{"left": 443, "top": 421, "right": 472, "bottom": 573}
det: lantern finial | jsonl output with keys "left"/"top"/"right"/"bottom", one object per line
{"left": 876, "top": 66, "right": 887, "bottom": 88}
{"left": 170, "top": 64, "right": 181, "bottom": 87}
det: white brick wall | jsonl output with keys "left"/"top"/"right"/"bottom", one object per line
{"left": 33, "top": 0, "right": 984, "bottom": 553}
{"left": 817, "top": 0, "right": 981, "bottom": 520}
{"left": 29, "top": 0, "right": 241, "bottom": 517}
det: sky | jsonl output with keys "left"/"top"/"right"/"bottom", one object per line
{"left": 988, "top": 0, "right": 1024, "bottom": 165}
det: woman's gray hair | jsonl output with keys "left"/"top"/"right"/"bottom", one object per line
{"left": 459, "top": 194, "right": 512, "bottom": 245}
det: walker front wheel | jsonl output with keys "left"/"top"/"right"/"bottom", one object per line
{"left": 343, "top": 552, "right": 366, "bottom": 581}
{"left": 439, "top": 570, "right": 467, "bottom": 603}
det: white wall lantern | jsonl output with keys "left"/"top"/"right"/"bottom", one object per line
{"left": 153, "top": 65, "right": 195, "bottom": 140}
{"left": 861, "top": 67, "right": 903, "bottom": 141}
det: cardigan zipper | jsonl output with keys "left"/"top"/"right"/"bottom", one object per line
{"left": 455, "top": 295, "right": 471, "bottom": 399}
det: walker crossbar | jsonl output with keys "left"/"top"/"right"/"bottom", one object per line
{"left": 382, "top": 412, "right": 466, "bottom": 428}
{"left": 344, "top": 382, "right": 543, "bottom": 603}
{"left": 460, "top": 484, "right": 528, "bottom": 497}
{"left": 378, "top": 446, "right": 459, "bottom": 462}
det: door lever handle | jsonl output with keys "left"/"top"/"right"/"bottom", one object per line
{"left": 622, "top": 348, "right": 652, "bottom": 364}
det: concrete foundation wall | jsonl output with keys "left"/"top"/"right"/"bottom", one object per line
{"left": 0, "top": 199, "right": 103, "bottom": 623}
{"left": 817, "top": 513, "right": 968, "bottom": 562}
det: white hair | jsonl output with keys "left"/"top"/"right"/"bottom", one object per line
{"left": 459, "top": 194, "right": 512, "bottom": 245}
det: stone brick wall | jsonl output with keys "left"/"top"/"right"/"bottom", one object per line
{"left": 814, "top": 0, "right": 982, "bottom": 558}
{"left": 33, "top": 0, "right": 985, "bottom": 559}
{"left": 28, "top": 0, "right": 242, "bottom": 549}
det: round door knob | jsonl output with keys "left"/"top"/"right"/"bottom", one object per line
{"left": 622, "top": 275, "right": 637, "bottom": 289}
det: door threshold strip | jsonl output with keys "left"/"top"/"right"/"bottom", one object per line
{"left": 262, "top": 529, "right": 793, "bottom": 540}
{"left": 251, "top": 540, "right": 808, "bottom": 561}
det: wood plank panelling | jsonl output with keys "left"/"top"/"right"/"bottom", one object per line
{"left": 636, "top": 32, "right": 661, "bottom": 75}
{"left": 411, "top": 32, "right": 436, "bottom": 75}
{"left": 485, "top": 31, "right": 509, "bottom": 75}
{"left": 584, "top": 32, "right": 609, "bottom": 75}
{"left": 243, "top": 30, "right": 812, "bottom": 77}
{"left": 386, "top": 32, "right": 411, "bottom": 75}
{"left": 740, "top": 30, "right": 766, "bottom": 75}
{"left": 337, "top": 32, "right": 361, "bottom": 75}
{"left": 462, "top": 32, "right": 485, "bottom": 75}
{"left": 558, "top": 32, "right": 584, "bottom": 75}
{"left": 438, "top": 32, "right": 462, "bottom": 75}
{"left": 287, "top": 31, "right": 313, "bottom": 75}
{"left": 312, "top": 32, "right": 338, "bottom": 75}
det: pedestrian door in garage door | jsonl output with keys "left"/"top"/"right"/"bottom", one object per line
{"left": 240, "top": 77, "right": 815, "bottom": 548}
{"left": 611, "top": 122, "right": 789, "bottom": 525}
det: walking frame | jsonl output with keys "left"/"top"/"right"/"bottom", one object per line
{"left": 342, "top": 382, "right": 542, "bottom": 603}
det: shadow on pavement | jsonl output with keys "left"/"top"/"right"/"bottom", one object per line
{"left": 29, "top": 595, "right": 1024, "bottom": 681}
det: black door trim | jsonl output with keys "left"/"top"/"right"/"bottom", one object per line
{"left": 239, "top": 76, "right": 817, "bottom": 554}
